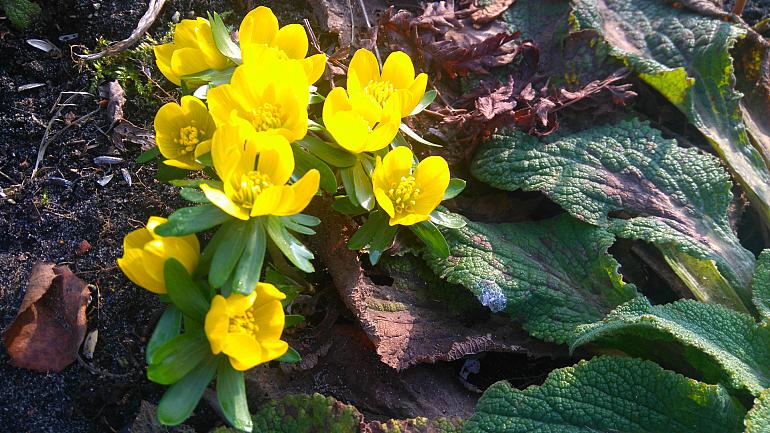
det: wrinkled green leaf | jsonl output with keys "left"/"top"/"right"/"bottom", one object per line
{"left": 472, "top": 119, "right": 755, "bottom": 311}
{"left": 426, "top": 213, "right": 637, "bottom": 344}
{"left": 250, "top": 394, "right": 361, "bottom": 433}
{"left": 752, "top": 250, "right": 770, "bottom": 322}
{"left": 746, "top": 389, "right": 770, "bottom": 433}
{"left": 463, "top": 356, "right": 746, "bottom": 433}
{"left": 572, "top": 0, "right": 770, "bottom": 230}
{"left": 154, "top": 204, "right": 231, "bottom": 236}
{"left": 572, "top": 296, "right": 770, "bottom": 396}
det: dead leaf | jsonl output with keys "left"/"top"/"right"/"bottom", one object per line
{"left": 98, "top": 80, "right": 125, "bottom": 125}
{"left": 111, "top": 121, "right": 155, "bottom": 151}
{"left": 307, "top": 198, "right": 563, "bottom": 371}
{"left": 3, "top": 262, "right": 90, "bottom": 372}
{"left": 470, "top": 0, "right": 516, "bottom": 25}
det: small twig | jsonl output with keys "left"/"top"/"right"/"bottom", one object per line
{"left": 732, "top": 0, "right": 747, "bottom": 16}
{"left": 76, "top": 0, "right": 166, "bottom": 60}
{"left": 303, "top": 19, "right": 335, "bottom": 88}
{"left": 31, "top": 104, "right": 102, "bottom": 178}
{"left": 76, "top": 353, "right": 131, "bottom": 378}
{"left": 356, "top": 0, "right": 382, "bottom": 66}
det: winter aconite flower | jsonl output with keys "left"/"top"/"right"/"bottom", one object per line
{"left": 154, "top": 17, "right": 230, "bottom": 86}
{"left": 207, "top": 60, "right": 309, "bottom": 143}
{"left": 372, "top": 147, "right": 449, "bottom": 226}
{"left": 322, "top": 87, "right": 401, "bottom": 154}
{"left": 204, "top": 283, "right": 288, "bottom": 370}
{"left": 117, "top": 217, "right": 200, "bottom": 294}
{"left": 154, "top": 96, "right": 216, "bottom": 170}
{"left": 200, "top": 118, "right": 320, "bottom": 220}
{"left": 238, "top": 6, "right": 326, "bottom": 84}
{"left": 347, "top": 48, "right": 427, "bottom": 118}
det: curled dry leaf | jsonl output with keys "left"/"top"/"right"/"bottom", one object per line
{"left": 98, "top": 80, "right": 126, "bottom": 125}
{"left": 470, "top": 0, "right": 516, "bottom": 25}
{"left": 2, "top": 262, "right": 90, "bottom": 372}
{"left": 308, "top": 198, "right": 563, "bottom": 371}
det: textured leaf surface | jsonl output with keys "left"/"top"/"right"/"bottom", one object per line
{"left": 462, "top": 356, "right": 746, "bottom": 433}
{"left": 572, "top": 297, "right": 770, "bottom": 396}
{"left": 752, "top": 250, "right": 770, "bottom": 322}
{"left": 746, "top": 389, "right": 770, "bottom": 433}
{"left": 572, "top": 0, "right": 770, "bottom": 227}
{"left": 426, "top": 213, "right": 637, "bottom": 344}
{"left": 472, "top": 119, "right": 755, "bottom": 309}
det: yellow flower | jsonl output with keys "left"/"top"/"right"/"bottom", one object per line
{"left": 154, "top": 96, "right": 215, "bottom": 170}
{"left": 347, "top": 49, "right": 428, "bottom": 118}
{"left": 322, "top": 87, "right": 401, "bottom": 154}
{"left": 154, "top": 17, "right": 230, "bottom": 86}
{"left": 204, "top": 283, "right": 288, "bottom": 371}
{"left": 207, "top": 60, "right": 309, "bottom": 143}
{"left": 200, "top": 118, "right": 320, "bottom": 220}
{"left": 117, "top": 217, "right": 200, "bottom": 294}
{"left": 238, "top": 6, "right": 326, "bottom": 84}
{"left": 372, "top": 146, "right": 450, "bottom": 226}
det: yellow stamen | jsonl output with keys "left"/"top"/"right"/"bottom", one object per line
{"left": 249, "top": 102, "right": 283, "bottom": 132}
{"left": 388, "top": 175, "right": 420, "bottom": 215}
{"left": 235, "top": 170, "right": 273, "bottom": 208}
{"left": 365, "top": 80, "right": 395, "bottom": 106}
{"left": 228, "top": 305, "right": 261, "bottom": 337}
{"left": 174, "top": 125, "right": 203, "bottom": 154}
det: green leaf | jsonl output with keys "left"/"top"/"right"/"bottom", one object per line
{"left": 367, "top": 221, "right": 398, "bottom": 266}
{"left": 164, "top": 259, "right": 209, "bottom": 322}
{"left": 250, "top": 394, "right": 361, "bottom": 433}
{"left": 208, "top": 12, "right": 241, "bottom": 63}
{"left": 746, "top": 389, "right": 770, "bottom": 433}
{"left": 155, "top": 164, "right": 188, "bottom": 183}
{"left": 429, "top": 209, "right": 466, "bottom": 229}
{"left": 266, "top": 216, "right": 315, "bottom": 273}
{"left": 147, "top": 332, "right": 209, "bottom": 385}
{"left": 157, "top": 354, "right": 218, "bottom": 426}
{"left": 284, "top": 314, "right": 305, "bottom": 329}
{"left": 472, "top": 119, "right": 755, "bottom": 311}
{"left": 425, "top": 213, "right": 638, "bottom": 344}
{"left": 276, "top": 347, "right": 301, "bottom": 364}
{"left": 231, "top": 218, "right": 266, "bottom": 295}
{"left": 169, "top": 179, "right": 223, "bottom": 188}
{"left": 209, "top": 220, "right": 250, "bottom": 289}
{"left": 135, "top": 146, "right": 160, "bottom": 164}
{"left": 572, "top": 0, "right": 770, "bottom": 231}
{"left": 291, "top": 142, "right": 337, "bottom": 193}
{"left": 463, "top": 356, "right": 746, "bottom": 433}
{"left": 146, "top": 305, "right": 182, "bottom": 363}
{"left": 351, "top": 161, "right": 375, "bottom": 210}
{"left": 216, "top": 358, "right": 252, "bottom": 432}
{"left": 409, "top": 89, "right": 437, "bottom": 115}
{"left": 179, "top": 187, "right": 209, "bottom": 203}
{"left": 572, "top": 297, "right": 770, "bottom": 396}
{"left": 399, "top": 123, "right": 442, "bottom": 147}
{"left": 296, "top": 135, "right": 356, "bottom": 168}
{"left": 752, "top": 250, "right": 770, "bottom": 322}
{"left": 347, "top": 209, "right": 389, "bottom": 250}
{"left": 154, "top": 204, "right": 231, "bottom": 236}
{"left": 179, "top": 67, "right": 235, "bottom": 88}
{"left": 331, "top": 196, "right": 367, "bottom": 216}
{"left": 443, "top": 178, "right": 465, "bottom": 200}
{"left": 195, "top": 152, "right": 212, "bottom": 167}
{"left": 410, "top": 221, "right": 449, "bottom": 258}
{"left": 4, "top": 0, "right": 41, "bottom": 29}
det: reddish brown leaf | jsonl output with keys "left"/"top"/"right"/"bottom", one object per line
{"left": 470, "top": 0, "right": 516, "bottom": 25}
{"left": 3, "top": 262, "right": 90, "bottom": 372}
{"left": 98, "top": 80, "right": 125, "bottom": 125}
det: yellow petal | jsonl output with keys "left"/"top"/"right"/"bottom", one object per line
{"left": 154, "top": 102, "right": 186, "bottom": 159}
{"left": 256, "top": 135, "right": 294, "bottom": 186}
{"left": 413, "top": 156, "right": 450, "bottom": 214}
{"left": 364, "top": 116, "right": 400, "bottom": 153}
{"left": 381, "top": 146, "right": 415, "bottom": 185}
{"left": 225, "top": 291, "right": 257, "bottom": 316}
{"left": 254, "top": 282, "right": 287, "bottom": 303}
{"left": 406, "top": 73, "right": 429, "bottom": 116}
{"left": 146, "top": 216, "right": 168, "bottom": 232}
{"left": 123, "top": 227, "right": 153, "bottom": 250}
{"left": 251, "top": 302, "right": 285, "bottom": 341}
{"left": 374, "top": 187, "right": 395, "bottom": 218}
{"left": 273, "top": 23, "right": 308, "bottom": 59}
{"left": 381, "top": 51, "right": 415, "bottom": 90}
{"left": 248, "top": 185, "right": 285, "bottom": 217}
{"left": 239, "top": 6, "right": 279, "bottom": 46}
{"left": 117, "top": 248, "right": 165, "bottom": 294}
{"left": 194, "top": 139, "right": 212, "bottom": 159}
{"left": 205, "top": 295, "right": 230, "bottom": 354}
{"left": 349, "top": 93, "right": 383, "bottom": 126}
{"left": 348, "top": 48, "right": 380, "bottom": 92}
{"left": 325, "top": 110, "right": 370, "bottom": 154}
{"left": 173, "top": 19, "right": 204, "bottom": 46}
{"left": 200, "top": 183, "right": 250, "bottom": 220}
{"left": 223, "top": 333, "right": 263, "bottom": 370}
{"left": 274, "top": 169, "right": 320, "bottom": 216}
{"left": 322, "top": 87, "right": 351, "bottom": 117}
{"left": 205, "top": 84, "right": 239, "bottom": 127}
{"left": 170, "top": 47, "right": 213, "bottom": 81}
{"left": 302, "top": 54, "right": 327, "bottom": 84}
{"left": 259, "top": 340, "right": 289, "bottom": 363}
{"left": 389, "top": 213, "right": 430, "bottom": 226}
{"left": 180, "top": 95, "right": 209, "bottom": 120}
{"left": 164, "top": 158, "right": 203, "bottom": 170}
{"left": 154, "top": 43, "right": 180, "bottom": 85}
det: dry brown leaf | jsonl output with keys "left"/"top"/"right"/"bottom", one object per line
{"left": 98, "top": 80, "right": 126, "bottom": 125}
{"left": 308, "top": 199, "right": 563, "bottom": 371}
{"left": 470, "top": 0, "right": 516, "bottom": 25}
{"left": 3, "top": 262, "right": 90, "bottom": 372}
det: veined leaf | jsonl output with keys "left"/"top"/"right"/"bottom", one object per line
{"left": 426, "top": 213, "right": 637, "bottom": 344}
{"left": 463, "top": 356, "right": 746, "bottom": 433}
{"left": 752, "top": 250, "right": 770, "bottom": 323}
{"left": 746, "top": 389, "right": 770, "bottom": 433}
{"left": 472, "top": 119, "right": 755, "bottom": 311}
{"left": 572, "top": 296, "right": 770, "bottom": 396}
{"left": 572, "top": 0, "right": 770, "bottom": 230}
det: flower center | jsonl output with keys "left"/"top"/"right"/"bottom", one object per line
{"left": 235, "top": 170, "right": 273, "bottom": 208}
{"left": 175, "top": 125, "right": 203, "bottom": 153}
{"left": 365, "top": 79, "right": 395, "bottom": 106}
{"left": 228, "top": 306, "right": 261, "bottom": 338}
{"left": 388, "top": 175, "right": 420, "bottom": 215}
{"left": 249, "top": 102, "right": 282, "bottom": 132}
